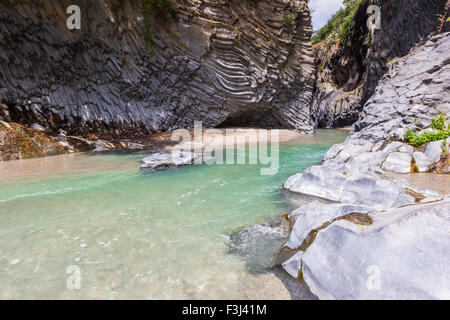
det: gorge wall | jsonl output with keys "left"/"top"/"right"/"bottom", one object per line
{"left": 0, "top": 0, "right": 448, "bottom": 140}
{"left": 313, "top": 0, "right": 449, "bottom": 128}
{"left": 0, "top": 0, "right": 315, "bottom": 137}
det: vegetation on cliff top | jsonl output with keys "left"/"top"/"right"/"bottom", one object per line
{"left": 311, "top": 0, "right": 362, "bottom": 46}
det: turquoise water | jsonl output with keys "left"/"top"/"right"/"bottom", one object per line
{"left": 0, "top": 130, "right": 347, "bottom": 299}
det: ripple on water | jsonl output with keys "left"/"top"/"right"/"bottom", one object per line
{"left": 0, "top": 129, "right": 347, "bottom": 299}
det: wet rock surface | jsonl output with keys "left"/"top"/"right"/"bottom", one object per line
{"left": 0, "top": 0, "right": 316, "bottom": 136}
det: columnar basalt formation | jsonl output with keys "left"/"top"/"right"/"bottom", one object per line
{"left": 282, "top": 33, "right": 450, "bottom": 300}
{"left": 0, "top": 0, "right": 315, "bottom": 137}
{"left": 313, "top": 0, "right": 449, "bottom": 128}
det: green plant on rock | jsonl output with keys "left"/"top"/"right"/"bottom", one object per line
{"left": 431, "top": 113, "right": 447, "bottom": 130}
{"left": 403, "top": 114, "right": 449, "bottom": 147}
{"left": 283, "top": 14, "right": 294, "bottom": 25}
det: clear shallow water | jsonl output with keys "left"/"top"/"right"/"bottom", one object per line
{"left": 0, "top": 130, "right": 347, "bottom": 299}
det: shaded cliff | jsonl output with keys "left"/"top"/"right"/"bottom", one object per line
{"left": 0, "top": 0, "right": 315, "bottom": 137}
{"left": 313, "top": 0, "right": 449, "bottom": 128}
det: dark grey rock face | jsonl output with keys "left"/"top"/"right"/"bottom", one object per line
{"left": 313, "top": 0, "right": 448, "bottom": 128}
{"left": 0, "top": 0, "right": 315, "bottom": 137}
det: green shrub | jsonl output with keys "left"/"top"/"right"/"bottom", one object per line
{"left": 403, "top": 114, "right": 449, "bottom": 147}
{"left": 431, "top": 114, "right": 447, "bottom": 130}
{"left": 404, "top": 128, "right": 415, "bottom": 142}
{"left": 311, "top": 0, "right": 362, "bottom": 46}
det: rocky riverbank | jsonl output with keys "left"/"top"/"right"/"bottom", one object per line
{"left": 278, "top": 32, "right": 450, "bottom": 299}
{"left": 0, "top": 118, "right": 153, "bottom": 161}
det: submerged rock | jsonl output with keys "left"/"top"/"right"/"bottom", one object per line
{"left": 425, "top": 141, "right": 445, "bottom": 163}
{"left": 228, "top": 218, "right": 290, "bottom": 273}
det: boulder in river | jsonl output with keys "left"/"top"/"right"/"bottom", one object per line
{"left": 141, "top": 150, "right": 196, "bottom": 170}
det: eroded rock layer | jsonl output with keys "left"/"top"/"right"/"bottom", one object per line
{"left": 0, "top": 0, "right": 315, "bottom": 136}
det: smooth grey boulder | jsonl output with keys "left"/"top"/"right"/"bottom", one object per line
{"left": 30, "top": 123, "right": 46, "bottom": 131}
{"left": 301, "top": 199, "right": 450, "bottom": 300}
{"left": 340, "top": 173, "right": 414, "bottom": 209}
{"left": 141, "top": 150, "right": 195, "bottom": 170}
{"left": 284, "top": 201, "right": 372, "bottom": 250}
{"left": 389, "top": 127, "right": 408, "bottom": 141}
{"left": 382, "top": 152, "right": 412, "bottom": 174}
{"left": 382, "top": 141, "right": 409, "bottom": 153}
{"left": 344, "top": 151, "right": 388, "bottom": 173}
{"left": 284, "top": 164, "right": 414, "bottom": 209}
{"left": 424, "top": 141, "right": 444, "bottom": 163}
{"left": 323, "top": 143, "right": 346, "bottom": 161}
{"left": 412, "top": 152, "right": 434, "bottom": 172}
{"left": 334, "top": 141, "right": 373, "bottom": 162}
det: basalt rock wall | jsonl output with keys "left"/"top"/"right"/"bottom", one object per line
{"left": 0, "top": 0, "right": 316, "bottom": 137}
{"left": 314, "top": 0, "right": 449, "bottom": 128}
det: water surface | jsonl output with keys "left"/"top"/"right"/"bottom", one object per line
{"left": 0, "top": 129, "right": 347, "bottom": 299}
